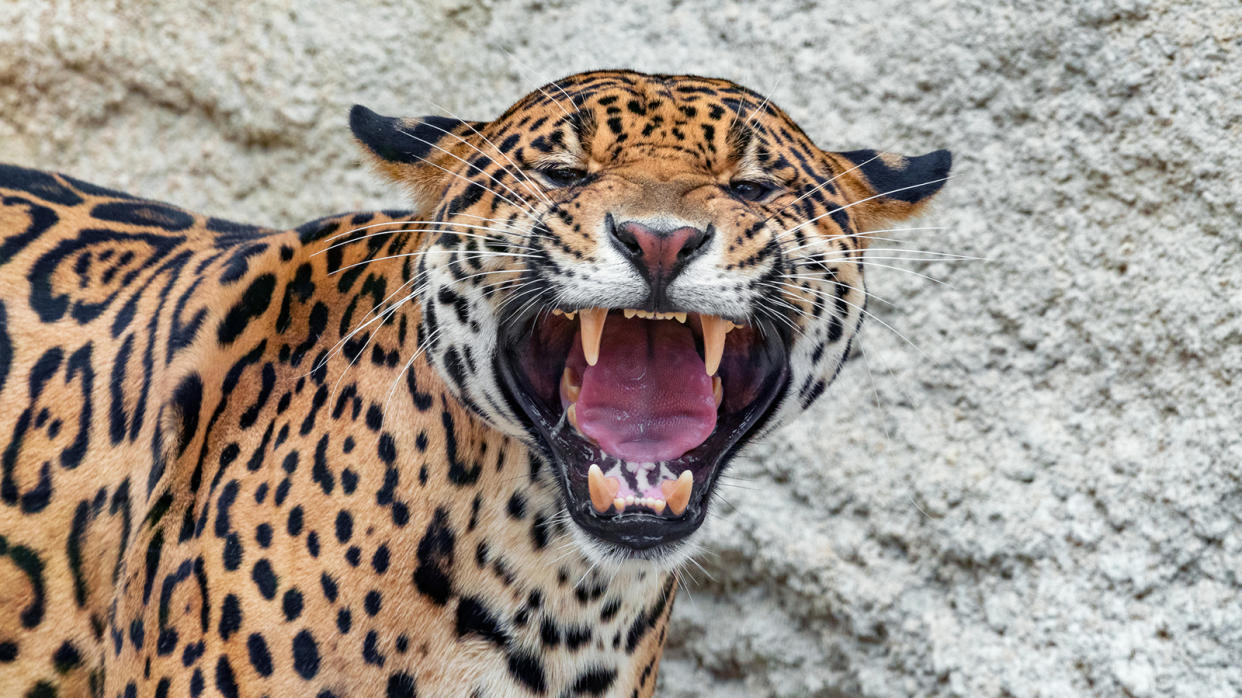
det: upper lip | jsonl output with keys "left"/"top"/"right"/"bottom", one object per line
{"left": 495, "top": 304, "right": 791, "bottom": 552}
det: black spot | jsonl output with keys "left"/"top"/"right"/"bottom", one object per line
{"left": 247, "top": 633, "right": 273, "bottom": 677}
{"left": 170, "top": 374, "right": 203, "bottom": 455}
{"left": 386, "top": 672, "right": 417, "bottom": 698}
{"left": 506, "top": 651, "right": 547, "bottom": 694}
{"left": 377, "top": 433, "right": 397, "bottom": 464}
{"left": 456, "top": 596, "right": 509, "bottom": 646}
{"left": 506, "top": 492, "right": 526, "bottom": 519}
{"left": 571, "top": 667, "right": 617, "bottom": 696}
{"left": 363, "top": 630, "right": 385, "bottom": 666}
{"left": 292, "top": 629, "right": 320, "bottom": 679}
{"left": 372, "top": 544, "right": 391, "bottom": 574}
{"left": 320, "top": 573, "right": 338, "bottom": 602}
{"left": 337, "top": 607, "right": 352, "bottom": 634}
{"left": 412, "top": 508, "right": 455, "bottom": 605}
{"left": 252, "top": 559, "right": 277, "bottom": 599}
{"left": 217, "top": 274, "right": 276, "bottom": 344}
{"left": 365, "top": 590, "right": 382, "bottom": 616}
{"left": 287, "top": 506, "right": 304, "bottom": 536}
{"left": 219, "top": 594, "right": 242, "bottom": 640}
{"left": 215, "top": 654, "right": 239, "bottom": 698}
{"left": 312, "top": 435, "right": 335, "bottom": 494}
{"left": 283, "top": 588, "right": 304, "bottom": 621}
{"left": 156, "top": 627, "right": 179, "bottom": 656}
{"left": 52, "top": 641, "right": 81, "bottom": 672}
{"left": 565, "top": 625, "right": 591, "bottom": 651}
{"left": 335, "top": 510, "right": 353, "bottom": 543}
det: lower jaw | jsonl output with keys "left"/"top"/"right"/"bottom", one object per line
{"left": 496, "top": 350, "right": 789, "bottom": 555}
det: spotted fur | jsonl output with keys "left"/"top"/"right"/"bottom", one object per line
{"left": 0, "top": 70, "right": 949, "bottom": 696}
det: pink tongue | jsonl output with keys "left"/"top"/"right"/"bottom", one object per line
{"left": 565, "top": 315, "right": 717, "bottom": 462}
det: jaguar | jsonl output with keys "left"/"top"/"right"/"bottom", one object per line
{"left": 0, "top": 70, "right": 950, "bottom": 696}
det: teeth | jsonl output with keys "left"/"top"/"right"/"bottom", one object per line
{"left": 712, "top": 375, "right": 723, "bottom": 407}
{"left": 699, "top": 315, "right": 735, "bottom": 376}
{"left": 588, "top": 464, "right": 611, "bottom": 513}
{"left": 624, "top": 308, "right": 637, "bottom": 319}
{"left": 561, "top": 367, "right": 581, "bottom": 403}
{"left": 650, "top": 499, "right": 666, "bottom": 514}
{"left": 674, "top": 312, "right": 687, "bottom": 323}
{"left": 566, "top": 403, "right": 580, "bottom": 432}
{"left": 613, "top": 497, "right": 626, "bottom": 513}
{"left": 660, "top": 470, "right": 693, "bottom": 516}
{"left": 588, "top": 464, "right": 622, "bottom": 513}
{"left": 579, "top": 308, "right": 607, "bottom": 366}
{"left": 552, "top": 308, "right": 577, "bottom": 320}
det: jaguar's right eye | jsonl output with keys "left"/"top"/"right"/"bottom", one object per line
{"left": 538, "top": 167, "right": 588, "bottom": 188}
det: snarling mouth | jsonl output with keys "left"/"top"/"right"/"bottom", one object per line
{"left": 497, "top": 306, "right": 789, "bottom": 553}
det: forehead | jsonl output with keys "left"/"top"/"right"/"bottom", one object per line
{"left": 494, "top": 71, "right": 818, "bottom": 165}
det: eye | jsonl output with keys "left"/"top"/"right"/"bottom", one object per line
{"left": 728, "top": 180, "right": 774, "bottom": 202}
{"left": 538, "top": 166, "right": 588, "bottom": 188}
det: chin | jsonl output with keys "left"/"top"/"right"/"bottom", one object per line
{"left": 496, "top": 306, "right": 790, "bottom": 564}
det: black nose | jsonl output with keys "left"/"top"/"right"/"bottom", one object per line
{"left": 607, "top": 214, "right": 713, "bottom": 293}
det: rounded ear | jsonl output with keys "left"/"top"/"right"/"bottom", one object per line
{"left": 349, "top": 105, "right": 487, "bottom": 210}
{"left": 825, "top": 148, "right": 952, "bottom": 231}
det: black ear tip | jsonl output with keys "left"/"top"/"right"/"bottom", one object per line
{"left": 917, "top": 149, "right": 953, "bottom": 179}
{"left": 349, "top": 104, "right": 382, "bottom": 136}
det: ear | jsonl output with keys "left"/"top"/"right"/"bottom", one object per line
{"left": 826, "top": 148, "right": 952, "bottom": 232}
{"left": 349, "top": 105, "right": 487, "bottom": 209}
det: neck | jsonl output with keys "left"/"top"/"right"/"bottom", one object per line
{"left": 283, "top": 211, "right": 680, "bottom": 694}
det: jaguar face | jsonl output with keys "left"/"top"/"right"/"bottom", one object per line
{"left": 351, "top": 70, "right": 951, "bottom": 565}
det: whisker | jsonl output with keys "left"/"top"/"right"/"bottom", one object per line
{"left": 395, "top": 126, "right": 545, "bottom": 221}
{"left": 772, "top": 175, "right": 954, "bottom": 242}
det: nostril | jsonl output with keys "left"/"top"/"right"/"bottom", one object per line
{"left": 608, "top": 215, "right": 644, "bottom": 258}
{"left": 678, "top": 225, "right": 713, "bottom": 261}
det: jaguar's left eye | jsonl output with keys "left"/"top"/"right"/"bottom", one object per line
{"left": 539, "top": 167, "right": 588, "bottom": 188}
{"left": 728, "top": 180, "right": 774, "bottom": 202}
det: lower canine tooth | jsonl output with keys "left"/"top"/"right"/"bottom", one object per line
{"left": 660, "top": 470, "right": 693, "bottom": 516}
{"left": 587, "top": 464, "right": 611, "bottom": 513}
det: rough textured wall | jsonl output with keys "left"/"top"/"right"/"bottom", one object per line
{"left": 3, "top": 0, "right": 1239, "bottom": 695}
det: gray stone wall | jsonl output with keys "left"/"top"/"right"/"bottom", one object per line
{"left": 3, "top": 1, "right": 1239, "bottom": 695}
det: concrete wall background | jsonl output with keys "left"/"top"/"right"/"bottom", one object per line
{"left": 3, "top": 1, "right": 1239, "bottom": 695}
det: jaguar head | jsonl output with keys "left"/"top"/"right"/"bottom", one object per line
{"left": 350, "top": 70, "right": 950, "bottom": 566}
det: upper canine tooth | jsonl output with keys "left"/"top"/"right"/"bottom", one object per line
{"left": 660, "top": 470, "right": 693, "bottom": 516}
{"left": 700, "top": 315, "right": 732, "bottom": 376}
{"left": 588, "top": 464, "right": 612, "bottom": 513}
{"left": 579, "top": 308, "right": 607, "bottom": 366}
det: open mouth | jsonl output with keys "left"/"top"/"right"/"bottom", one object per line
{"left": 497, "top": 306, "right": 789, "bottom": 553}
